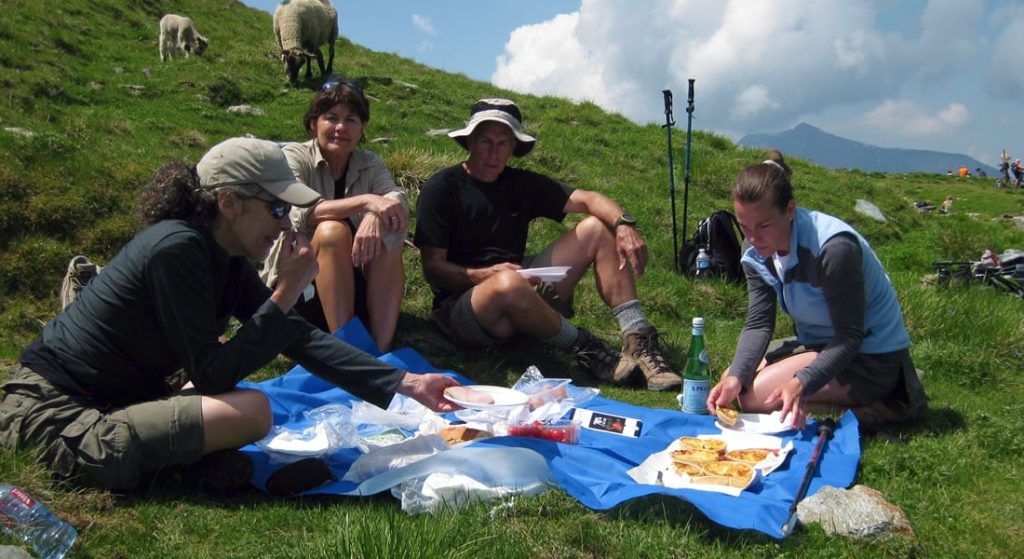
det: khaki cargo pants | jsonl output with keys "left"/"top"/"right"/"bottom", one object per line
{"left": 0, "top": 364, "right": 204, "bottom": 492}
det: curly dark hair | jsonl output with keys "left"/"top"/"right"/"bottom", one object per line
{"left": 302, "top": 79, "right": 370, "bottom": 138}
{"left": 136, "top": 161, "right": 220, "bottom": 228}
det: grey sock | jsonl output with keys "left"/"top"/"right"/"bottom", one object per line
{"left": 612, "top": 299, "right": 648, "bottom": 333}
{"left": 542, "top": 316, "right": 580, "bottom": 349}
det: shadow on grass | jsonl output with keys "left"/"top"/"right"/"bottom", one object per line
{"left": 605, "top": 493, "right": 778, "bottom": 543}
{"left": 860, "top": 405, "right": 965, "bottom": 443}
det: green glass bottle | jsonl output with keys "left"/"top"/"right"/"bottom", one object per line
{"left": 681, "top": 317, "right": 710, "bottom": 414}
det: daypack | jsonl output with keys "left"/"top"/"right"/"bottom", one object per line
{"left": 679, "top": 210, "right": 746, "bottom": 283}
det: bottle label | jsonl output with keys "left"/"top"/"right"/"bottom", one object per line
{"left": 682, "top": 379, "right": 710, "bottom": 414}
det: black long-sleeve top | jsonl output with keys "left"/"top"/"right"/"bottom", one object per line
{"left": 20, "top": 220, "right": 404, "bottom": 409}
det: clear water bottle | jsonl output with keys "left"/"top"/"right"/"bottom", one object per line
{"left": 695, "top": 247, "right": 711, "bottom": 276}
{"left": 0, "top": 484, "right": 77, "bottom": 559}
{"left": 680, "top": 317, "right": 711, "bottom": 414}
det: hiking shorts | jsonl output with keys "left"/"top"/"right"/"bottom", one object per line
{"left": 0, "top": 364, "right": 205, "bottom": 492}
{"left": 432, "top": 247, "right": 572, "bottom": 348}
{"left": 764, "top": 338, "right": 927, "bottom": 415}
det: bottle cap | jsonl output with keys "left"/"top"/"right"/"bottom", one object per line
{"left": 692, "top": 317, "right": 704, "bottom": 327}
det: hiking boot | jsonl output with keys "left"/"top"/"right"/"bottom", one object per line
{"left": 851, "top": 399, "right": 913, "bottom": 429}
{"left": 572, "top": 328, "right": 636, "bottom": 385}
{"left": 622, "top": 325, "right": 681, "bottom": 391}
{"left": 60, "top": 255, "right": 101, "bottom": 310}
{"left": 535, "top": 281, "right": 574, "bottom": 318}
{"left": 194, "top": 449, "right": 254, "bottom": 495}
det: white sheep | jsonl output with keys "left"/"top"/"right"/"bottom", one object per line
{"left": 159, "top": 14, "right": 208, "bottom": 62}
{"left": 273, "top": 0, "right": 338, "bottom": 83}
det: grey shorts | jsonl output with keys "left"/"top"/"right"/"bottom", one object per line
{"left": 0, "top": 365, "right": 205, "bottom": 492}
{"left": 432, "top": 249, "right": 573, "bottom": 348}
{"left": 764, "top": 338, "right": 927, "bottom": 414}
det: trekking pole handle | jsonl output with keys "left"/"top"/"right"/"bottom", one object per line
{"left": 686, "top": 79, "right": 695, "bottom": 114}
{"left": 662, "top": 89, "right": 675, "bottom": 127}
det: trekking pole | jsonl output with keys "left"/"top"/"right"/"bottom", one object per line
{"left": 662, "top": 89, "right": 679, "bottom": 272}
{"left": 682, "top": 79, "right": 695, "bottom": 262}
{"left": 781, "top": 417, "right": 836, "bottom": 537}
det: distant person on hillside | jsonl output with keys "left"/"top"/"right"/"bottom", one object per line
{"left": 261, "top": 78, "right": 407, "bottom": 351}
{"left": 1013, "top": 159, "right": 1024, "bottom": 187}
{"left": 938, "top": 196, "right": 954, "bottom": 214}
{"left": 957, "top": 165, "right": 970, "bottom": 178}
{"left": 706, "top": 149, "right": 927, "bottom": 428}
{"left": 975, "top": 168, "right": 987, "bottom": 178}
{"left": 998, "top": 159, "right": 1010, "bottom": 187}
{"left": 414, "top": 98, "right": 682, "bottom": 391}
{"left": 0, "top": 138, "right": 458, "bottom": 493}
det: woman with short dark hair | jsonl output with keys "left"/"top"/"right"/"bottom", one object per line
{"left": 262, "top": 78, "right": 407, "bottom": 351}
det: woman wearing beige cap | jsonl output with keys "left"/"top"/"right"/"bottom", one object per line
{"left": 0, "top": 137, "right": 458, "bottom": 494}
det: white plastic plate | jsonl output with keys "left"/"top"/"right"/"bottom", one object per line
{"left": 443, "top": 385, "right": 529, "bottom": 410}
{"left": 516, "top": 266, "right": 571, "bottom": 281}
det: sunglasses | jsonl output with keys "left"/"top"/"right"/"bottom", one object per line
{"left": 237, "top": 190, "right": 291, "bottom": 219}
{"left": 321, "top": 77, "right": 365, "bottom": 97}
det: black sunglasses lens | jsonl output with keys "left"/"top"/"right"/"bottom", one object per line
{"left": 269, "top": 201, "right": 290, "bottom": 219}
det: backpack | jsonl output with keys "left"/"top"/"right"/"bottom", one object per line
{"left": 679, "top": 210, "right": 746, "bottom": 283}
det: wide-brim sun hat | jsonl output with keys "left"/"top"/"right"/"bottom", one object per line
{"left": 197, "top": 137, "right": 321, "bottom": 207}
{"left": 448, "top": 98, "right": 537, "bottom": 157}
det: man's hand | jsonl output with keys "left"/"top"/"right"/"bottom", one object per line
{"left": 706, "top": 374, "right": 743, "bottom": 414}
{"left": 615, "top": 225, "right": 648, "bottom": 277}
{"left": 396, "top": 372, "right": 462, "bottom": 413}
{"left": 764, "top": 377, "right": 807, "bottom": 429}
{"left": 467, "top": 262, "right": 528, "bottom": 285}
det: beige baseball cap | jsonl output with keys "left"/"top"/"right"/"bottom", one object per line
{"left": 196, "top": 137, "right": 321, "bottom": 207}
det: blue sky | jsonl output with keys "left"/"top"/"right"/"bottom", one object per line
{"left": 245, "top": 0, "right": 1024, "bottom": 167}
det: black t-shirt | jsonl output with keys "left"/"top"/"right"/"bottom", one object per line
{"left": 414, "top": 164, "right": 573, "bottom": 268}
{"left": 19, "top": 219, "right": 404, "bottom": 409}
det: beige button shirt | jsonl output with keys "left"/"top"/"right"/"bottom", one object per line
{"left": 261, "top": 139, "right": 408, "bottom": 287}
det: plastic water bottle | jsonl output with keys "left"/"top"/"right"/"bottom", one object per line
{"left": 680, "top": 317, "right": 711, "bottom": 414}
{"left": 695, "top": 247, "right": 711, "bottom": 277}
{"left": 0, "top": 484, "right": 77, "bottom": 559}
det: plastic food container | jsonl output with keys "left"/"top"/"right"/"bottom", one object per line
{"left": 508, "top": 420, "right": 581, "bottom": 444}
{"left": 518, "top": 378, "right": 571, "bottom": 410}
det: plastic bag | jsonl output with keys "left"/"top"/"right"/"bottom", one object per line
{"left": 352, "top": 395, "right": 447, "bottom": 433}
{"left": 256, "top": 403, "right": 359, "bottom": 464}
{"left": 507, "top": 366, "right": 599, "bottom": 427}
{"left": 342, "top": 435, "right": 449, "bottom": 483}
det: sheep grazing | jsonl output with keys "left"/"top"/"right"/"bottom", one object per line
{"left": 273, "top": 0, "right": 338, "bottom": 84}
{"left": 159, "top": 14, "right": 208, "bottom": 61}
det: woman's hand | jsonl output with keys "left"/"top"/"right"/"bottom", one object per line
{"left": 706, "top": 374, "right": 743, "bottom": 414}
{"left": 396, "top": 372, "right": 461, "bottom": 413}
{"left": 764, "top": 377, "right": 807, "bottom": 429}
{"left": 270, "top": 230, "right": 318, "bottom": 312}
{"left": 363, "top": 194, "right": 408, "bottom": 234}
{"left": 352, "top": 213, "right": 386, "bottom": 267}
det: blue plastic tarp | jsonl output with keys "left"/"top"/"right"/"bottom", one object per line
{"left": 239, "top": 320, "right": 861, "bottom": 538}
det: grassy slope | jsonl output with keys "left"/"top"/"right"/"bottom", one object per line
{"left": 1, "top": 0, "right": 1023, "bottom": 557}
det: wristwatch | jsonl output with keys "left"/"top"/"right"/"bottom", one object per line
{"left": 613, "top": 213, "right": 637, "bottom": 229}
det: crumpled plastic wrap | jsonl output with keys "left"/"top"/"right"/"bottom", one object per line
{"left": 256, "top": 403, "right": 360, "bottom": 464}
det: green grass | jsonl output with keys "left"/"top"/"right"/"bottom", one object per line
{"left": 2, "top": 0, "right": 1024, "bottom": 557}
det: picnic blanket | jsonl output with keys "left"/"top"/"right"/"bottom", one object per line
{"left": 238, "top": 320, "right": 861, "bottom": 539}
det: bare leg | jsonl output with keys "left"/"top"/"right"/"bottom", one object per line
{"left": 362, "top": 244, "right": 404, "bottom": 352}
{"left": 471, "top": 270, "right": 562, "bottom": 340}
{"left": 312, "top": 220, "right": 356, "bottom": 333}
{"left": 541, "top": 217, "right": 638, "bottom": 308}
{"left": 200, "top": 389, "right": 272, "bottom": 453}
{"left": 734, "top": 352, "right": 858, "bottom": 413}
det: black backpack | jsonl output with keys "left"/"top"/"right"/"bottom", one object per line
{"left": 679, "top": 210, "right": 746, "bottom": 283}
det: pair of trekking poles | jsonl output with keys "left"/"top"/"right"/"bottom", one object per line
{"left": 663, "top": 79, "right": 695, "bottom": 274}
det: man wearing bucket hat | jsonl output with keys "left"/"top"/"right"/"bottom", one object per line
{"left": 415, "top": 99, "right": 682, "bottom": 391}
{"left": 0, "top": 137, "right": 460, "bottom": 493}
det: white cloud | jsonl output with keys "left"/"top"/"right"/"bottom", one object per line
{"left": 860, "top": 100, "right": 969, "bottom": 136}
{"left": 491, "top": 0, "right": 988, "bottom": 137}
{"left": 411, "top": 14, "right": 436, "bottom": 35}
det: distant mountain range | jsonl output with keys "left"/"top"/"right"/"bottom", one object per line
{"left": 738, "top": 123, "right": 997, "bottom": 176}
